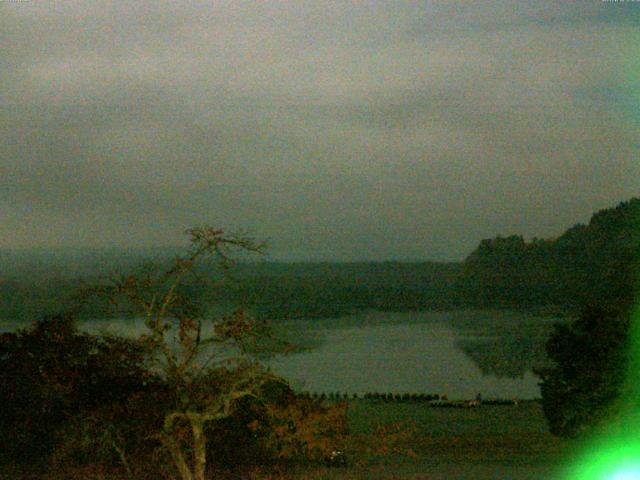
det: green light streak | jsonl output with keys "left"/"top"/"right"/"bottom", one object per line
{"left": 560, "top": 426, "right": 640, "bottom": 479}
{"left": 557, "top": 304, "right": 640, "bottom": 480}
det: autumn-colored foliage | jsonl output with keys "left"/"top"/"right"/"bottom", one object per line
{"left": 255, "top": 396, "right": 348, "bottom": 463}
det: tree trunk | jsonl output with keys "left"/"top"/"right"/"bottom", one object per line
{"left": 111, "top": 440, "right": 134, "bottom": 480}
{"left": 164, "top": 435, "right": 194, "bottom": 480}
{"left": 191, "top": 416, "right": 208, "bottom": 480}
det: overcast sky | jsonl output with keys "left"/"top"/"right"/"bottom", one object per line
{"left": 1, "top": 1, "right": 638, "bottom": 261}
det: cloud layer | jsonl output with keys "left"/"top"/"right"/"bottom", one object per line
{"left": 1, "top": 1, "right": 638, "bottom": 260}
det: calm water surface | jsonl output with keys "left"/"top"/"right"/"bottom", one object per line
{"left": 268, "top": 311, "right": 544, "bottom": 400}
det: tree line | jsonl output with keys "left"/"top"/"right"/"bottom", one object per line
{"left": 458, "top": 198, "right": 640, "bottom": 311}
{"left": 3, "top": 199, "right": 638, "bottom": 323}
{"left": 529, "top": 199, "right": 640, "bottom": 438}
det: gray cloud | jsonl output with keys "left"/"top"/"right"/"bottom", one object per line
{"left": 1, "top": 1, "right": 638, "bottom": 260}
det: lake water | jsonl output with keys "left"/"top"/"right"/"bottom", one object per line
{"left": 267, "top": 310, "right": 552, "bottom": 400}
{"left": 0, "top": 309, "right": 558, "bottom": 400}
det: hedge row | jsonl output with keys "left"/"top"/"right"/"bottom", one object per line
{"left": 296, "top": 392, "right": 443, "bottom": 402}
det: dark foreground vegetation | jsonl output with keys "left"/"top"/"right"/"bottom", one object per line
{"left": 0, "top": 315, "right": 352, "bottom": 479}
{"left": 1, "top": 229, "right": 350, "bottom": 480}
{"left": 1, "top": 372, "right": 567, "bottom": 480}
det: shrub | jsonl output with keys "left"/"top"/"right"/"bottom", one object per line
{"left": 0, "top": 314, "right": 155, "bottom": 471}
{"left": 536, "top": 304, "right": 631, "bottom": 437}
{"left": 254, "top": 396, "right": 348, "bottom": 465}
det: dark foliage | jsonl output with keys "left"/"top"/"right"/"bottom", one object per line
{"left": 535, "top": 304, "right": 631, "bottom": 438}
{"left": 0, "top": 314, "right": 344, "bottom": 477}
{"left": 459, "top": 198, "right": 640, "bottom": 311}
{"left": 0, "top": 314, "right": 157, "bottom": 469}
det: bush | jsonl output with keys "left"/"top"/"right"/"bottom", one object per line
{"left": 253, "top": 395, "right": 348, "bottom": 465}
{"left": 0, "top": 314, "right": 157, "bottom": 471}
{"left": 536, "top": 304, "right": 631, "bottom": 438}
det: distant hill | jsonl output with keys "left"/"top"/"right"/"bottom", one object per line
{"left": 0, "top": 246, "right": 184, "bottom": 280}
{"left": 458, "top": 198, "right": 640, "bottom": 311}
{"left": 221, "top": 261, "right": 462, "bottom": 320}
{"left": 1, "top": 198, "right": 638, "bottom": 322}
{"left": 0, "top": 253, "right": 462, "bottom": 322}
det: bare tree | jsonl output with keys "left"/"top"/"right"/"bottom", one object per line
{"left": 98, "top": 227, "right": 282, "bottom": 480}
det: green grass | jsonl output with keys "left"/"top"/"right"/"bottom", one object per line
{"left": 335, "top": 399, "right": 571, "bottom": 478}
{"left": 246, "top": 398, "right": 571, "bottom": 479}
{"left": 347, "top": 399, "right": 552, "bottom": 436}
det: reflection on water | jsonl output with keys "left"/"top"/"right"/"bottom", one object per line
{"left": 455, "top": 336, "right": 546, "bottom": 379}
{"left": 448, "top": 310, "right": 559, "bottom": 380}
{"left": 0, "top": 310, "right": 561, "bottom": 400}
{"left": 268, "top": 310, "right": 559, "bottom": 399}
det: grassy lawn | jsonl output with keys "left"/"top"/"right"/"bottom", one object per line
{"left": 281, "top": 399, "right": 573, "bottom": 479}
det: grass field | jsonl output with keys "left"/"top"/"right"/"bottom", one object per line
{"left": 278, "top": 399, "right": 572, "bottom": 480}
